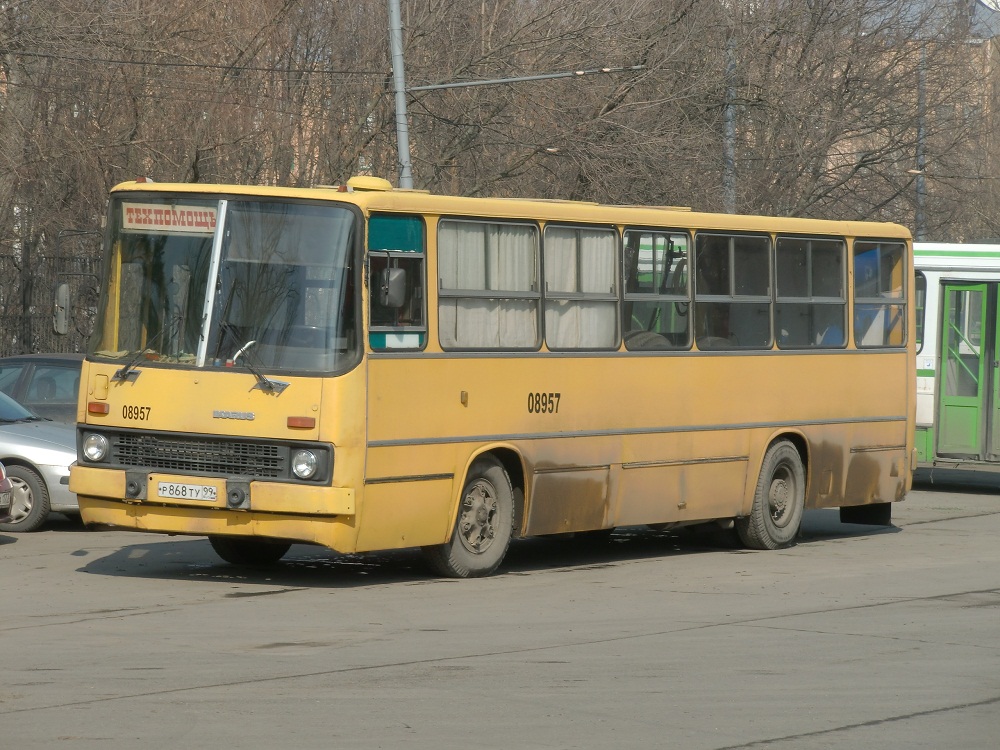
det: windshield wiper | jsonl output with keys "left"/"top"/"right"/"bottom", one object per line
{"left": 232, "top": 340, "right": 289, "bottom": 395}
{"left": 112, "top": 320, "right": 173, "bottom": 383}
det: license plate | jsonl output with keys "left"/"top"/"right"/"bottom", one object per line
{"left": 157, "top": 482, "right": 218, "bottom": 502}
{"left": 0, "top": 491, "right": 10, "bottom": 510}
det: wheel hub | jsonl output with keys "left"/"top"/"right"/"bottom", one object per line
{"left": 769, "top": 472, "right": 791, "bottom": 524}
{"left": 459, "top": 480, "right": 497, "bottom": 554}
{"left": 7, "top": 478, "right": 32, "bottom": 524}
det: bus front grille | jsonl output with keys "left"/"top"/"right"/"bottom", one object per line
{"left": 112, "top": 433, "right": 285, "bottom": 478}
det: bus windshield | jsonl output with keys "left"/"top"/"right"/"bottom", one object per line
{"left": 90, "top": 196, "right": 360, "bottom": 374}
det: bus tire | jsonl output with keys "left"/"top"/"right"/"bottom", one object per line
{"left": 0, "top": 465, "right": 51, "bottom": 532}
{"left": 736, "top": 440, "right": 804, "bottom": 550}
{"left": 422, "top": 455, "right": 514, "bottom": 578}
{"left": 208, "top": 536, "right": 291, "bottom": 565}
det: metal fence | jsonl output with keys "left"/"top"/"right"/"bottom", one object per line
{"left": 0, "top": 250, "right": 102, "bottom": 357}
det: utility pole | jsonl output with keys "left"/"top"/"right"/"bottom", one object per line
{"left": 386, "top": 0, "right": 641, "bottom": 190}
{"left": 722, "top": 36, "right": 737, "bottom": 214}
{"left": 914, "top": 45, "right": 927, "bottom": 241}
{"left": 388, "top": 0, "right": 414, "bottom": 188}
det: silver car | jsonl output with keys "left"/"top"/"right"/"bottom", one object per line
{"left": 0, "top": 390, "right": 78, "bottom": 531}
{"left": 0, "top": 461, "right": 13, "bottom": 525}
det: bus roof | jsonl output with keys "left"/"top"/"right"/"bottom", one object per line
{"left": 109, "top": 179, "right": 912, "bottom": 240}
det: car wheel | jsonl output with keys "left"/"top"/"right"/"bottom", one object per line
{"left": 0, "top": 465, "right": 51, "bottom": 532}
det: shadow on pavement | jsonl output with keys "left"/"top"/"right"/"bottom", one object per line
{"left": 73, "top": 508, "right": 898, "bottom": 589}
{"left": 913, "top": 467, "right": 1000, "bottom": 495}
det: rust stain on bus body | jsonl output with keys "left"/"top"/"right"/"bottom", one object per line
{"left": 525, "top": 466, "right": 610, "bottom": 536}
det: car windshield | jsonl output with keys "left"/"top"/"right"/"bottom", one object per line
{"left": 88, "top": 195, "right": 360, "bottom": 374}
{"left": 0, "top": 390, "right": 38, "bottom": 423}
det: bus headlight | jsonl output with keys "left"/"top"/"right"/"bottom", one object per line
{"left": 291, "top": 449, "right": 318, "bottom": 479}
{"left": 83, "top": 433, "right": 110, "bottom": 462}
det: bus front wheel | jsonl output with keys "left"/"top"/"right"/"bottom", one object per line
{"left": 422, "top": 455, "right": 514, "bottom": 578}
{"left": 209, "top": 536, "right": 291, "bottom": 565}
{"left": 736, "top": 441, "right": 805, "bottom": 550}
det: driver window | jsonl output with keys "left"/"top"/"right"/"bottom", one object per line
{"left": 368, "top": 214, "right": 426, "bottom": 350}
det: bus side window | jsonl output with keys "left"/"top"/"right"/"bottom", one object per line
{"left": 775, "top": 236, "right": 846, "bottom": 349}
{"left": 915, "top": 271, "right": 926, "bottom": 353}
{"left": 854, "top": 240, "right": 907, "bottom": 348}
{"left": 543, "top": 225, "right": 619, "bottom": 350}
{"left": 438, "top": 219, "right": 541, "bottom": 350}
{"left": 622, "top": 229, "right": 691, "bottom": 350}
{"left": 694, "top": 233, "right": 771, "bottom": 350}
{"left": 368, "top": 214, "right": 427, "bottom": 350}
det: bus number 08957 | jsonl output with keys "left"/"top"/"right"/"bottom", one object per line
{"left": 123, "top": 405, "right": 151, "bottom": 420}
{"left": 528, "top": 392, "right": 560, "bottom": 414}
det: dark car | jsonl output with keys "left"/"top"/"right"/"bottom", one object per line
{"left": 0, "top": 353, "right": 84, "bottom": 424}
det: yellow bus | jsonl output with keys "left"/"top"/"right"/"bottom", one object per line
{"left": 70, "top": 176, "right": 914, "bottom": 577}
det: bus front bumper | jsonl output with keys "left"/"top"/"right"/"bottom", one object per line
{"left": 70, "top": 465, "right": 356, "bottom": 547}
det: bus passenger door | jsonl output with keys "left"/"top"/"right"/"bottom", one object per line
{"left": 937, "top": 284, "right": 987, "bottom": 457}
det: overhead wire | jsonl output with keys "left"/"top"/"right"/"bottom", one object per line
{"left": 11, "top": 49, "right": 384, "bottom": 77}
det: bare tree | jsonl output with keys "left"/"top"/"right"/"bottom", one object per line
{"left": 1, "top": 0, "right": 999, "bottom": 355}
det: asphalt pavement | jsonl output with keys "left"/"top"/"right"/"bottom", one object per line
{"left": 2, "top": 473, "right": 999, "bottom": 749}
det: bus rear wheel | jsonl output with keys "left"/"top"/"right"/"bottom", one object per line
{"left": 422, "top": 455, "right": 514, "bottom": 578}
{"left": 736, "top": 440, "right": 805, "bottom": 550}
{"left": 208, "top": 536, "right": 291, "bottom": 565}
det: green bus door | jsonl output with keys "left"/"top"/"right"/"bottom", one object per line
{"left": 937, "top": 283, "right": 996, "bottom": 458}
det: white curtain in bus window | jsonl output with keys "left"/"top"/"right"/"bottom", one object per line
{"left": 775, "top": 237, "right": 846, "bottom": 348}
{"left": 853, "top": 241, "right": 906, "bottom": 348}
{"left": 438, "top": 220, "right": 539, "bottom": 349}
{"left": 543, "top": 226, "right": 618, "bottom": 349}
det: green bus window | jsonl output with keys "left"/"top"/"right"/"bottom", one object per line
{"left": 369, "top": 215, "right": 424, "bottom": 253}
{"left": 368, "top": 214, "right": 427, "bottom": 350}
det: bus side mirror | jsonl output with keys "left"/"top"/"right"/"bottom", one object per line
{"left": 379, "top": 267, "right": 406, "bottom": 308}
{"left": 53, "top": 283, "right": 69, "bottom": 335}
